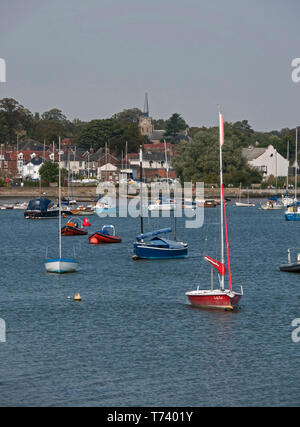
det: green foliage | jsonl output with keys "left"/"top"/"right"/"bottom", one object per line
{"left": 39, "top": 161, "right": 59, "bottom": 184}
{"left": 39, "top": 161, "right": 68, "bottom": 185}
{"left": 33, "top": 120, "right": 65, "bottom": 143}
{"left": 112, "top": 108, "right": 143, "bottom": 124}
{"left": 76, "top": 119, "right": 145, "bottom": 155}
{"left": 165, "top": 113, "right": 188, "bottom": 140}
{"left": 152, "top": 119, "right": 167, "bottom": 130}
{"left": 173, "top": 125, "right": 263, "bottom": 186}
{"left": 41, "top": 108, "right": 67, "bottom": 122}
{"left": 0, "top": 98, "right": 26, "bottom": 144}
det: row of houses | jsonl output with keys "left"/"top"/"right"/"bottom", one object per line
{"left": 0, "top": 136, "right": 295, "bottom": 183}
{"left": 0, "top": 138, "right": 177, "bottom": 182}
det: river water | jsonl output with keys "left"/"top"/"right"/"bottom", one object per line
{"left": 0, "top": 201, "right": 300, "bottom": 406}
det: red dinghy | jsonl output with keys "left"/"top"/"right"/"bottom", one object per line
{"left": 61, "top": 217, "right": 88, "bottom": 236}
{"left": 89, "top": 225, "right": 122, "bottom": 244}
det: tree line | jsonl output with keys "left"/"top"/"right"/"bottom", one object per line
{"left": 0, "top": 97, "right": 297, "bottom": 186}
{"left": 0, "top": 98, "right": 188, "bottom": 156}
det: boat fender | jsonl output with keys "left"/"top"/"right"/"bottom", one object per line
{"left": 89, "top": 236, "right": 99, "bottom": 244}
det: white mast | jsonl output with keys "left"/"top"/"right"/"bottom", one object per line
{"left": 58, "top": 136, "right": 62, "bottom": 259}
{"left": 287, "top": 139, "right": 289, "bottom": 191}
{"left": 139, "top": 145, "right": 144, "bottom": 235}
{"left": 219, "top": 111, "right": 225, "bottom": 290}
{"left": 295, "top": 128, "right": 298, "bottom": 201}
{"left": 16, "top": 135, "right": 19, "bottom": 175}
{"left": 164, "top": 139, "right": 169, "bottom": 183}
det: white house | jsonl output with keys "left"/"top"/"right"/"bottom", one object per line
{"left": 22, "top": 155, "right": 44, "bottom": 180}
{"left": 97, "top": 163, "right": 118, "bottom": 180}
{"left": 129, "top": 152, "right": 168, "bottom": 169}
{"left": 242, "top": 145, "right": 289, "bottom": 178}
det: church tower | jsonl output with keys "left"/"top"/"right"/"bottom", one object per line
{"left": 138, "top": 92, "right": 153, "bottom": 137}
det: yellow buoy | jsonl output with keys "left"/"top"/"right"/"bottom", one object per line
{"left": 74, "top": 293, "right": 82, "bottom": 302}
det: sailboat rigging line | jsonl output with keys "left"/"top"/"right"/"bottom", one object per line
{"left": 221, "top": 184, "right": 232, "bottom": 291}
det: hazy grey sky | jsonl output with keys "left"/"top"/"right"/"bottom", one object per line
{"left": 0, "top": 0, "right": 299, "bottom": 131}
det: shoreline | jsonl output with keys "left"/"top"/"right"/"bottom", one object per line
{"left": 0, "top": 185, "right": 291, "bottom": 200}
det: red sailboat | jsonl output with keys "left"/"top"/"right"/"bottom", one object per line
{"left": 89, "top": 225, "right": 122, "bottom": 244}
{"left": 186, "top": 111, "right": 243, "bottom": 310}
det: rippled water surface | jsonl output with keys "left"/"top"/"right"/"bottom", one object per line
{"left": 0, "top": 202, "right": 300, "bottom": 406}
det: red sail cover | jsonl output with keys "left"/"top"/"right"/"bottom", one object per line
{"left": 204, "top": 255, "right": 226, "bottom": 276}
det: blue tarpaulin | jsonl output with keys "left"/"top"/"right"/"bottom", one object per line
{"left": 27, "top": 197, "right": 53, "bottom": 212}
{"left": 136, "top": 227, "right": 172, "bottom": 242}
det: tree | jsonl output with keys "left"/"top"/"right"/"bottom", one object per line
{"left": 109, "top": 123, "right": 146, "bottom": 156}
{"left": 0, "top": 98, "right": 26, "bottom": 144}
{"left": 152, "top": 119, "right": 167, "bottom": 130}
{"left": 41, "top": 108, "right": 67, "bottom": 122}
{"left": 76, "top": 119, "right": 145, "bottom": 155}
{"left": 165, "top": 113, "right": 188, "bottom": 141}
{"left": 33, "top": 120, "right": 65, "bottom": 144}
{"left": 173, "top": 125, "right": 263, "bottom": 186}
{"left": 39, "top": 161, "right": 68, "bottom": 185}
{"left": 39, "top": 161, "right": 59, "bottom": 184}
{"left": 113, "top": 108, "right": 143, "bottom": 124}
{"left": 76, "top": 119, "right": 122, "bottom": 151}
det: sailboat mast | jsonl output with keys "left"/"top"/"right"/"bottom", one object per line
{"left": 287, "top": 139, "right": 289, "bottom": 191}
{"left": 219, "top": 112, "right": 225, "bottom": 290}
{"left": 139, "top": 146, "right": 144, "bottom": 235}
{"left": 58, "top": 136, "right": 62, "bottom": 259}
{"left": 164, "top": 139, "right": 176, "bottom": 238}
{"left": 295, "top": 128, "right": 298, "bottom": 201}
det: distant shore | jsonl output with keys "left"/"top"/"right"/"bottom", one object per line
{"left": 0, "top": 185, "right": 290, "bottom": 201}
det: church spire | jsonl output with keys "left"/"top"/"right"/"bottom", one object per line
{"left": 143, "top": 92, "right": 149, "bottom": 117}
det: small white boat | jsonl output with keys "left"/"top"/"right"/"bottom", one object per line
{"left": 235, "top": 184, "right": 255, "bottom": 207}
{"left": 13, "top": 202, "right": 28, "bottom": 210}
{"left": 281, "top": 194, "right": 294, "bottom": 207}
{"left": 45, "top": 258, "right": 77, "bottom": 273}
{"left": 45, "top": 136, "right": 77, "bottom": 274}
{"left": 95, "top": 196, "right": 116, "bottom": 215}
{"left": 148, "top": 200, "right": 175, "bottom": 211}
{"left": 260, "top": 200, "right": 283, "bottom": 210}
{"left": 236, "top": 201, "right": 256, "bottom": 207}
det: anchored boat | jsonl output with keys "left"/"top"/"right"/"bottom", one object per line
{"left": 280, "top": 249, "right": 300, "bottom": 272}
{"left": 133, "top": 228, "right": 188, "bottom": 260}
{"left": 45, "top": 137, "right": 78, "bottom": 274}
{"left": 24, "top": 197, "right": 59, "bottom": 219}
{"left": 89, "top": 225, "right": 121, "bottom": 244}
{"left": 133, "top": 146, "right": 188, "bottom": 260}
{"left": 186, "top": 110, "right": 243, "bottom": 310}
{"left": 61, "top": 217, "right": 88, "bottom": 236}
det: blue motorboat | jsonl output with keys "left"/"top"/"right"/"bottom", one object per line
{"left": 133, "top": 228, "right": 188, "bottom": 260}
{"left": 24, "top": 197, "right": 59, "bottom": 219}
{"left": 285, "top": 202, "right": 300, "bottom": 221}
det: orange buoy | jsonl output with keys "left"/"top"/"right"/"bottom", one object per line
{"left": 89, "top": 236, "right": 99, "bottom": 244}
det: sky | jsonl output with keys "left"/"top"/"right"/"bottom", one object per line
{"left": 0, "top": 0, "right": 299, "bottom": 131}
